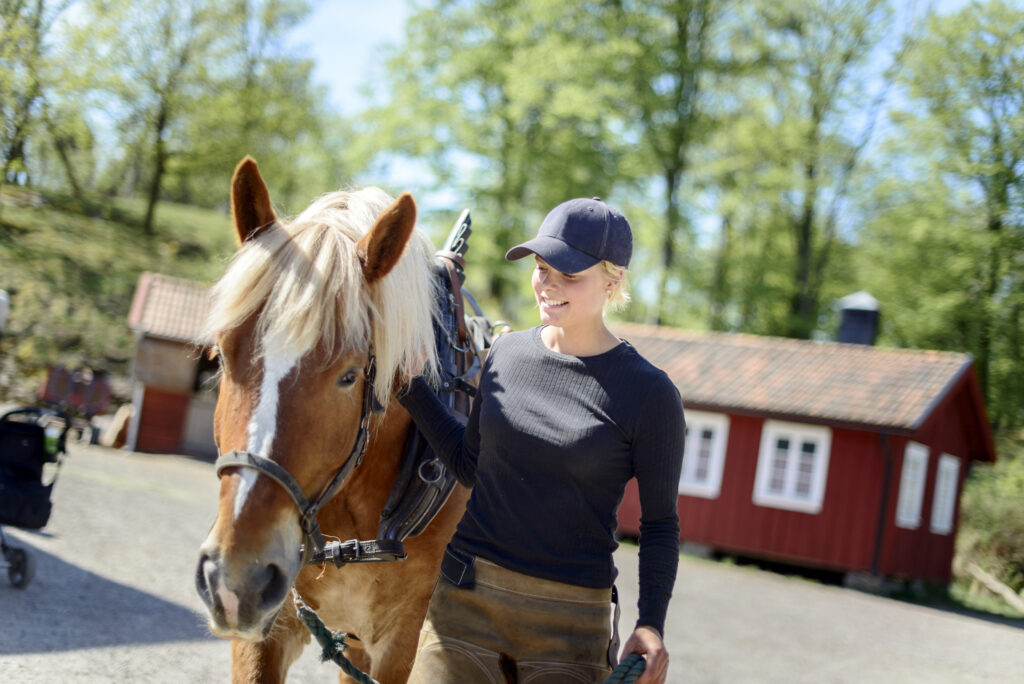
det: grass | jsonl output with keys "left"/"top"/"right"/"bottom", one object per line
{"left": 0, "top": 186, "right": 237, "bottom": 402}
{"left": 948, "top": 579, "right": 1024, "bottom": 620}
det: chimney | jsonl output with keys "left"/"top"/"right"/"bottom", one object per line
{"left": 837, "top": 291, "right": 879, "bottom": 345}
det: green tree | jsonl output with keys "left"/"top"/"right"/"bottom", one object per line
{"left": 66, "top": 0, "right": 234, "bottom": 233}
{"left": 369, "top": 0, "right": 631, "bottom": 319}
{"left": 859, "top": 0, "right": 1024, "bottom": 428}
{"left": 173, "top": 0, "right": 342, "bottom": 211}
{"left": 749, "top": 0, "right": 892, "bottom": 338}
{"left": 604, "top": 0, "right": 724, "bottom": 326}
{"left": 0, "top": 0, "right": 68, "bottom": 185}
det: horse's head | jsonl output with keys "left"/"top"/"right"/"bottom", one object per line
{"left": 195, "top": 157, "right": 438, "bottom": 640}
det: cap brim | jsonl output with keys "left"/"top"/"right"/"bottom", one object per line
{"left": 504, "top": 236, "right": 601, "bottom": 274}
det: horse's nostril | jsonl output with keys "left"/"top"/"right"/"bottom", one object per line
{"left": 257, "top": 563, "right": 288, "bottom": 612}
{"left": 196, "top": 551, "right": 219, "bottom": 606}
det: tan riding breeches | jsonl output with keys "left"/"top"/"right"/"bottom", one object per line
{"left": 406, "top": 558, "right": 617, "bottom": 684}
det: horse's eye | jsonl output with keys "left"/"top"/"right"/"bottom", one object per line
{"left": 337, "top": 370, "right": 359, "bottom": 388}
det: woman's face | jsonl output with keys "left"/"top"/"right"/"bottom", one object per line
{"left": 531, "top": 256, "right": 608, "bottom": 329}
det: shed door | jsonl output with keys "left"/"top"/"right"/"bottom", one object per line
{"left": 182, "top": 396, "right": 217, "bottom": 458}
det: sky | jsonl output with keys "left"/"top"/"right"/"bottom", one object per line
{"left": 289, "top": 0, "right": 413, "bottom": 116}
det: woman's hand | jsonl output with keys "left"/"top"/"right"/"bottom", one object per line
{"left": 619, "top": 625, "right": 668, "bottom": 684}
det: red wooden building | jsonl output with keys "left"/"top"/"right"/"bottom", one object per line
{"left": 126, "top": 272, "right": 217, "bottom": 457}
{"left": 614, "top": 322, "right": 995, "bottom": 583}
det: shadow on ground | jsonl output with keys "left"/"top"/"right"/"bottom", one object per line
{"left": 0, "top": 538, "right": 211, "bottom": 654}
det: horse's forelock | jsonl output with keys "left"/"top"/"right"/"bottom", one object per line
{"left": 203, "top": 187, "right": 439, "bottom": 406}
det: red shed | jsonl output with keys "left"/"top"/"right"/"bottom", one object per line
{"left": 613, "top": 322, "right": 995, "bottom": 584}
{"left": 126, "top": 273, "right": 216, "bottom": 457}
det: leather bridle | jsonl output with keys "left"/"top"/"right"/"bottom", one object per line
{"left": 214, "top": 347, "right": 392, "bottom": 566}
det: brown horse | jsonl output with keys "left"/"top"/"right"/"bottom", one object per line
{"left": 195, "top": 157, "right": 468, "bottom": 683}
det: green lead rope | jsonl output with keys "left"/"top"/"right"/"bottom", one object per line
{"left": 292, "top": 590, "right": 378, "bottom": 684}
{"left": 601, "top": 653, "right": 647, "bottom": 684}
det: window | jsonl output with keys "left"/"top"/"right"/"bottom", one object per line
{"left": 752, "top": 420, "right": 832, "bottom": 514}
{"left": 895, "top": 442, "right": 928, "bottom": 529}
{"left": 930, "top": 454, "right": 960, "bottom": 535}
{"left": 678, "top": 411, "right": 730, "bottom": 499}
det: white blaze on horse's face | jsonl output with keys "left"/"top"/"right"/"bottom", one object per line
{"left": 234, "top": 348, "right": 298, "bottom": 520}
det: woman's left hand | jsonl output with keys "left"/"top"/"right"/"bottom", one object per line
{"left": 619, "top": 625, "right": 668, "bottom": 684}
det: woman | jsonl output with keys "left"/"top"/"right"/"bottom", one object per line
{"left": 399, "top": 197, "right": 685, "bottom": 683}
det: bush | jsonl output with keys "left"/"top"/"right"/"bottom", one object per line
{"left": 956, "top": 432, "right": 1024, "bottom": 594}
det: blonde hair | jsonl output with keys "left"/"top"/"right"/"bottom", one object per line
{"left": 601, "top": 260, "right": 630, "bottom": 312}
{"left": 202, "top": 187, "right": 439, "bottom": 408}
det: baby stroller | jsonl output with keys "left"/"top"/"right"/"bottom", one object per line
{"left": 0, "top": 406, "right": 70, "bottom": 588}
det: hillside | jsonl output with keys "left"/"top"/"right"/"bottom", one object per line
{"left": 0, "top": 187, "right": 236, "bottom": 404}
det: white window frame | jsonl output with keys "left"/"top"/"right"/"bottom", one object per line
{"left": 895, "top": 442, "right": 929, "bottom": 529}
{"left": 930, "top": 453, "right": 960, "bottom": 535}
{"left": 752, "top": 420, "right": 832, "bottom": 514}
{"left": 678, "top": 410, "right": 730, "bottom": 499}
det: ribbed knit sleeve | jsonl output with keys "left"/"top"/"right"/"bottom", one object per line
{"left": 631, "top": 377, "right": 686, "bottom": 635}
{"left": 397, "top": 375, "right": 481, "bottom": 487}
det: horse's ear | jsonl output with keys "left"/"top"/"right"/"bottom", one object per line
{"left": 357, "top": 192, "right": 417, "bottom": 285}
{"left": 230, "top": 156, "right": 276, "bottom": 245}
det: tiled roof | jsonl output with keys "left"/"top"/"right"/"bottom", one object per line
{"left": 613, "top": 322, "right": 973, "bottom": 434}
{"left": 127, "top": 272, "right": 210, "bottom": 344}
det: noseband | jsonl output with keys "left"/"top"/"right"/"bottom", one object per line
{"left": 214, "top": 348, "right": 394, "bottom": 565}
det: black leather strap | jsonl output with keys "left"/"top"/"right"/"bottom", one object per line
{"left": 216, "top": 450, "right": 313, "bottom": 516}
{"left": 307, "top": 538, "right": 407, "bottom": 567}
{"left": 440, "top": 546, "right": 475, "bottom": 588}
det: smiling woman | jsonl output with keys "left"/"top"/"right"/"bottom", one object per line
{"left": 397, "top": 197, "right": 686, "bottom": 684}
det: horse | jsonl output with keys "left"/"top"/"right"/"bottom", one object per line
{"left": 195, "top": 157, "right": 469, "bottom": 683}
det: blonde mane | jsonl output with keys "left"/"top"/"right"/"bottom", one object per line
{"left": 203, "top": 187, "right": 439, "bottom": 406}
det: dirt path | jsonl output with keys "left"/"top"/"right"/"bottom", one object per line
{"left": 1, "top": 442, "right": 1021, "bottom": 682}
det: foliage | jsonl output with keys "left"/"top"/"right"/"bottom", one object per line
{"left": 855, "top": 0, "right": 1024, "bottom": 428}
{"left": 366, "top": 0, "right": 635, "bottom": 319}
{"left": 0, "top": 0, "right": 70, "bottom": 184}
{"left": 956, "top": 432, "right": 1024, "bottom": 598}
{"left": 696, "top": 0, "right": 895, "bottom": 337}
{"left": 169, "top": 0, "right": 351, "bottom": 213}
{"left": 3, "top": 0, "right": 345, "bottom": 232}
{"left": 0, "top": 186, "right": 234, "bottom": 401}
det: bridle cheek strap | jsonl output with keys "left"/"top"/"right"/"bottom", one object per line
{"left": 214, "top": 351, "right": 379, "bottom": 565}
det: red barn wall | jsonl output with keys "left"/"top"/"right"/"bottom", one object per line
{"left": 136, "top": 387, "right": 189, "bottom": 453}
{"left": 618, "top": 413, "right": 888, "bottom": 574}
{"left": 878, "top": 385, "right": 975, "bottom": 583}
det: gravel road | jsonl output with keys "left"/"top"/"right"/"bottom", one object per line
{"left": 1, "top": 442, "right": 1022, "bottom": 683}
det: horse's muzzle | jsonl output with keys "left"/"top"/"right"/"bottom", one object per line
{"left": 195, "top": 544, "right": 292, "bottom": 639}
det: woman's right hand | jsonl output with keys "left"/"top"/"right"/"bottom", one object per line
{"left": 619, "top": 625, "right": 668, "bottom": 684}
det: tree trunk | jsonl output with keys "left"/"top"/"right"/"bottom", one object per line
{"left": 787, "top": 113, "right": 821, "bottom": 339}
{"left": 142, "top": 102, "right": 169, "bottom": 235}
{"left": 652, "top": 169, "right": 681, "bottom": 326}
{"left": 709, "top": 213, "right": 732, "bottom": 331}
{"left": 51, "top": 135, "right": 82, "bottom": 199}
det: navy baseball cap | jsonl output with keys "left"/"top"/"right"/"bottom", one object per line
{"left": 505, "top": 197, "right": 633, "bottom": 274}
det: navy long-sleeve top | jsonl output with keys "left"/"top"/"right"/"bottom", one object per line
{"left": 398, "top": 326, "right": 686, "bottom": 634}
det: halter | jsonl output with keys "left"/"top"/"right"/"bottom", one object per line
{"left": 214, "top": 347, "right": 394, "bottom": 565}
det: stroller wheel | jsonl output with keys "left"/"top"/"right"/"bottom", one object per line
{"left": 7, "top": 547, "right": 34, "bottom": 588}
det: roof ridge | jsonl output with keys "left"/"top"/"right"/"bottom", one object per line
{"left": 613, "top": 321, "right": 969, "bottom": 360}
{"left": 145, "top": 271, "right": 211, "bottom": 291}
